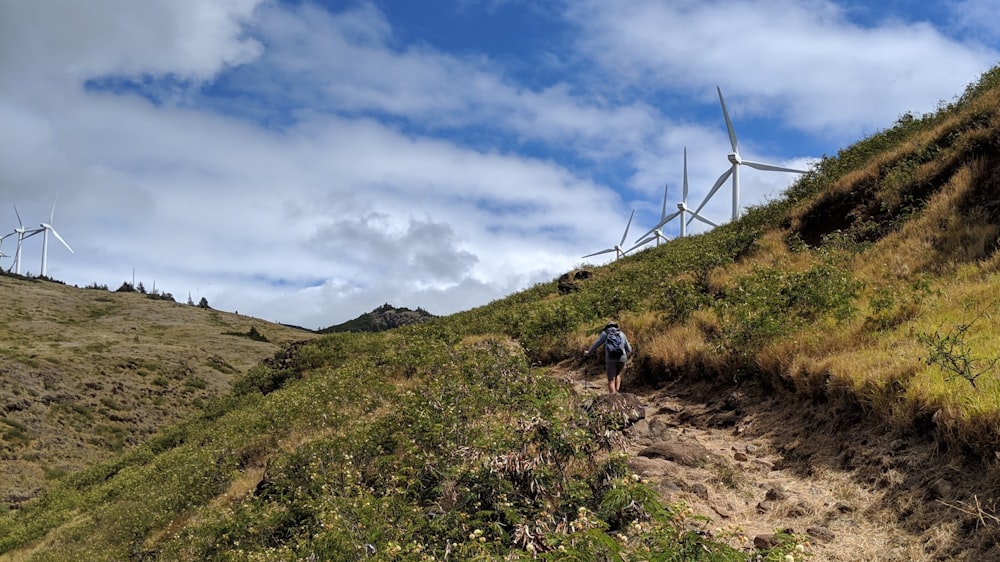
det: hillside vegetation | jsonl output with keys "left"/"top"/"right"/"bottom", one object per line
{"left": 0, "top": 276, "right": 315, "bottom": 507}
{"left": 4, "top": 66, "right": 1000, "bottom": 560}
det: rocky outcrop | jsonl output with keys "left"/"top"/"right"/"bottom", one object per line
{"left": 320, "top": 304, "right": 435, "bottom": 333}
{"left": 558, "top": 268, "right": 592, "bottom": 294}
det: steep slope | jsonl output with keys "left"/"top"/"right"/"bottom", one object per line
{"left": 0, "top": 275, "right": 316, "bottom": 507}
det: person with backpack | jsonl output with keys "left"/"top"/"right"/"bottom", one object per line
{"left": 583, "top": 321, "right": 633, "bottom": 393}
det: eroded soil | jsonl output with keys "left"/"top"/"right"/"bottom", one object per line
{"left": 557, "top": 360, "right": 1000, "bottom": 561}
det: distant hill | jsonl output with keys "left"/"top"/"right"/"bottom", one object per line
{"left": 318, "top": 303, "right": 435, "bottom": 333}
{"left": 0, "top": 274, "right": 316, "bottom": 507}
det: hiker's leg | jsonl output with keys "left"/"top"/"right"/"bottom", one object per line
{"left": 606, "top": 361, "right": 616, "bottom": 393}
{"left": 616, "top": 361, "right": 626, "bottom": 392}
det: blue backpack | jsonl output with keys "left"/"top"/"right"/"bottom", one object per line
{"left": 605, "top": 328, "right": 625, "bottom": 359}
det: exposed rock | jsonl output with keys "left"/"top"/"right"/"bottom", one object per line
{"left": 753, "top": 534, "right": 781, "bottom": 550}
{"left": 3, "top": 399, "right": 31, "bottom": 414}
{"left": 765, "top": 486, "right": 787, "bottom": 501}
{"left": 588, "top": 393, "right": 646, "bottom": 427}
{"left": 807, "top": 526, "right": 836, "bottom": 543}
{"left": 648, "top": 417, "right": 673, "bottom": 439}
{"left": 638, "top": 439, "right": 714, "bottom": 467}
{"left": 687, "top": 482, "right": 710, "bottom": 500}
{"left": 628, "top": 455, "right": 674, "bottom": 478}
{"left": 558, "top": 268, "right": 593, "bottom": 294}
{"left": 929, "top": 478, "right": 953, "bottom": 499}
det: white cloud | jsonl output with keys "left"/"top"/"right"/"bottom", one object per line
{"left": 565, "top": 0, "right": 998, "bottom": 138}
{"left": 950, "top": 0, "right": 1000, "bottom": 44}
{"left": 0, "top": 0, "right": 265, "bottom": 85}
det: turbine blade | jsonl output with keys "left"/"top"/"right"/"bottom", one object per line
{"left": 741, "top": 160, "right": 808, "bottom": 174}
{"left": 691, "top": 166, "right": 733, "bottom": 218}
{"left": 626, "top": 236, "right": 655, "bottom": 254}
{"left": 633, "top": 210, "right": 681, "bottom": 244}
{"left": 717, "top": 86, "right": 738, "bottom": 152}
{"left": 619, "top": 209, "right": 635, "bottom": 247}
{"left": 50, "top": 228, "right": 74, "bottom": 253}
{"left": 660, "top": 183, "right": 669, "bottom": 219}
{"left": 582, "top": 248, "right": 615, "bottom": 259}
{"left": 14, "top": 204, "right": 23, "bottom": 228}
{"left": 690, "top": 212, "right": 718, "bottom": 228}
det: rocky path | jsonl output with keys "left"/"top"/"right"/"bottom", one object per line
{"left": 558, "top": 361, "right": 999, "bottom": 561}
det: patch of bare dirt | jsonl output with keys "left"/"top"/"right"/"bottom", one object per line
{"left": 554, "top": 360, "right": 1000, "bottom": 561}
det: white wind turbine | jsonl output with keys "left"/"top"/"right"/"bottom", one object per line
{"left": 677, "top": 147, "right": 718, "bottom": 236}
{"left": 629, "top": 183, "right": 674, "bottom": 253}
{"left": 630, "top": 147, "right": 715, "bottom": 253}
{"left": 689, "top": 86, "right": 807, "bottom": 225}
{"left": 38, "top": 203, "right": 74, "bottom": 278}
{"left": 9, "top": 205, "right": 43, "bottom": 275}
{"left": 582, "top": 209, "right": 635, "bottom": 261}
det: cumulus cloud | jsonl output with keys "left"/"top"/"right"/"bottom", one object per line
{"left": 564, "top": 0, "right": 997, "bottom": 138}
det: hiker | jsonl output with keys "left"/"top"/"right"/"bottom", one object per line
{"left": 583, "top": 321, "right": 632, "bottom": 393}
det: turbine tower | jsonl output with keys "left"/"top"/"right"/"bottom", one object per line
{"left": 9, "top": 205, "right": 42, "bottom": 275}
{"left": 582, "top": 209, "right": 635, "bottom": 261}
{"left": 679, "top": 147, "right": 718, "bottom": 236}
{"left": 38, "top": 203, "right": 73, "bottom": 278}
{"left": 690, "top": 86, "right": 807, "bottom": 224}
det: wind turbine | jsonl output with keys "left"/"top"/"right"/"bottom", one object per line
{"left": 690, "top": 86, "right": 807, "bottom": 224}
{"left": 38, "top": 203, "right": 73, "bottom": 278}
{"left": 678, "top": 147, "right": 718, "bottom": 236}
{"left": 629, "top": 183, "right": 674, "bottom": 253}
{"left": 582, "top": 209, "right": 635, "bottom": 261}
{"left": 630, "top": 147, "right": 716, "bottom": 253}
{"left": 9, "top": 205, "right": 42, "bottom": 275}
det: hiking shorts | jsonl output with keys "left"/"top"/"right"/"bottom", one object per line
{"left": 605, "top": 358, "right": 626, "bottom": 381}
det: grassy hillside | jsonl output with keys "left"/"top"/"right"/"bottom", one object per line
{"left": 4, "top": 66, "right": 1000, "bottom": 560}
{"left": 0, "top": 276, "right": 315, "bottom": 508}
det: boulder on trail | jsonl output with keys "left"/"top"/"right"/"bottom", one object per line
{"left": 587, "top": 393, "right": 646, "bottom": 427}
{"left": 637, "top": 439, "right": 716, "bottom": 468}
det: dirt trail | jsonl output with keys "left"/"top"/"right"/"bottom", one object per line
{"left": 555, "top": 360, "right": 1000, "bottom": 561}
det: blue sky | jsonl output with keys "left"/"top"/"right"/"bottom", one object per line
{"left": 1, "top": 0, "right": 998, "bottom": 329}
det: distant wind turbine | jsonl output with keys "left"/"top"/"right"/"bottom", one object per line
{"left": 678, "top": 147, "right": 717, "bottom": 236}
{"left": 38, "top": 203, "right": 73, "bottom": 278}
{"left": 630, "top": 147, "right": 716, "bottom": 253}
{"left": 583, "top": 209, "right": 635, "bottom": 261}
{"left": 629, "top": 183, "right": 674, "bottom": 253}
{"left": 9, "top": 205, "right": 42, "bottom": 275}
{"left": 690, "top": 87, "right": 807, "bottom": 224}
